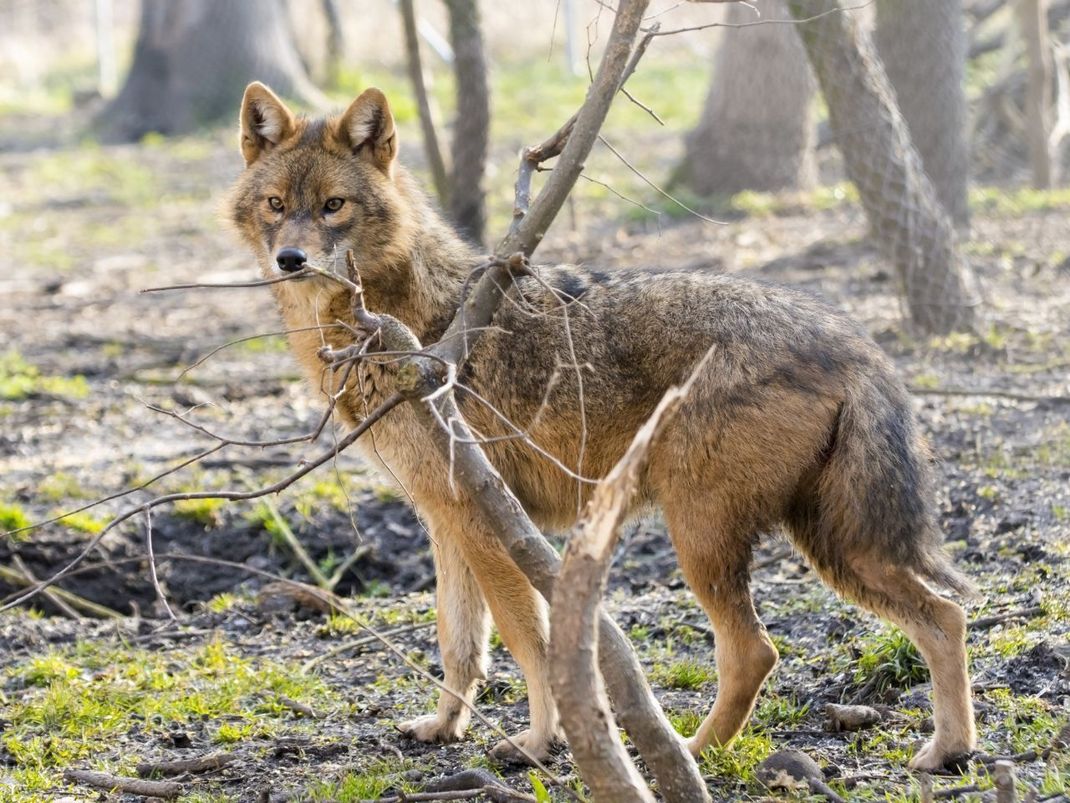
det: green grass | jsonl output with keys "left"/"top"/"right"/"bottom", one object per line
{"left": 302, "top": 758, "right": 423, "bottom": 802}
{"left": 2, "top": 636, "right": 331, "bottom": 793}
{"left": 0, "top": 350, "right": 89, "bottom": 401}
{"left": 26, "top": 144, "right": 160, "bottom": 206}
{"left": 173, "top": 496, "right": 227, "bottom": 528}
{"left": 37, "top": 472, "right": 94, "bottom": 502}
{"left": 0, "top": 502, "right": 31, "bottom": 534}
{"left": 54, "top": 510, "right": 109, "bottom": 535}
{"left": 853, "top": 628, "right": 927, "bottom": 695}
{"left": 652, "top": 658, "right": 716, "bottom": 690}
{"left": 970, "top": 185, "right": 1070, "bottom": 216}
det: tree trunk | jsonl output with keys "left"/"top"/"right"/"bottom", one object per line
{"left": 98, "top": 0, "right": 323, "bottom": 141}
{"left": 674, "top": 0, "right": 816, "bottom": 196}
{"left": 321, "top": 0, "right": 344, "bottom": 89}
{"left": 875, "top": 0, "right": 971, "bottom": 225}
{"left": 401, "top": 0, "right": 451, "bottom": 207}
{"left": 445, "top": 0, "right": 490, "bottom": 246}
{"left": 1017, "top": 0, "right": 1055, "bottom": 188}
{"left": 787, "top": 0, "right": 981, "bottom": 334}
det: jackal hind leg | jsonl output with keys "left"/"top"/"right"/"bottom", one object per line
{"left": 398, "top": 533, "right": 490, "bottom": 745}
{"left": 824, "top": 556, "right": 976, "bottom": 770}
{"left": 664, "top": 504, "right": 779, "bottom": 756}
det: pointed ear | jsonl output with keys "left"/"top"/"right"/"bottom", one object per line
{"left": 239, "top": 82, "right": 296, "bottom": 166}
{"left": 336, "top": 88, "right": 398, "bottom": 173}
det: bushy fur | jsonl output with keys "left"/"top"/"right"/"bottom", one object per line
{"left": 227, "top": 83, "right": 977, "bottom": 769}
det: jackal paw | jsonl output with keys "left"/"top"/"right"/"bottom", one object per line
{"left": 489, "top": 728, "right": 559, "bottom": 765}
{"left": 397, "top": 714, "right": 466, "bottom": 744}
{"left": 908, "top": 738, "right": 973, "bottom": 772}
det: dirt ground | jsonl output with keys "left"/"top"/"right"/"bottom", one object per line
{"left": 2, "top": 91, "right": 1070, "bottom": 801}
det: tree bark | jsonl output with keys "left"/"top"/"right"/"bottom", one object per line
{"left": 445, "top": 0, "right": 490, "bottom": 245}
{"left": 401, "top": 0, "right": 451, "bottom": 208}
{"left": 98, "top": 0, "right": 323, "bottom": 141}
{"left": 788, "top": 0, "right": 981, "bottom": 334}
{"left": 674, "top": 0, "right": 816, "bottom": 196}
{"left": 875, "top": 0, "right": 971, "bottom": 225}
{"left": 1017, "top": 0, "right": 1055, "bottom": 188}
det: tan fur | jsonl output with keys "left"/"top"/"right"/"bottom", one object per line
{"left": 227, "top": 85, "right": 977, "bottom": 768}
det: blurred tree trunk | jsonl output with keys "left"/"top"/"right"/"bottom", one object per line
{"left": 787, "top": 0, "right": 981, "bottom": 334}
{"left": 321, "top": 0, "right": 344, "bottom": 89}
{"left": 99, "top": 0, "right": 323, "bottom": 141}
{"left": 401, "top": 0, "right": 451, "bottom": 206}
{"left": 1017, "top": 0, "right": 1055, "bottom": 188}
{"left": 874, "top": 0, "right": 971, "bottom": 225}
{"left": 673, "top": 0, "right": 816, "bottom": 196}
{"left": 445, "top": 0, "right": 489, "bottom": 245}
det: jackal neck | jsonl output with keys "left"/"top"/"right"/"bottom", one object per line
{"left": 359, "top": 177, "right": 482, "bottom": 345}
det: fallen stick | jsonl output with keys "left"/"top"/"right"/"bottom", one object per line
{"left": 136, "top": 751, "right": 236, "bottom": 777}
{"left": 0, "top": 563, "right": 123, "bottom": 619}
{"left": 969, "top": 606, "right": 1045, "bottom": 630}
{"left": 10, "top": 555, "right": 82, "bottom": 619}
{"left": 64, "top": 768, "right": 182, "bottom": 798}
{"left": 276, "top": 694, "right": 320, "bottom": 719}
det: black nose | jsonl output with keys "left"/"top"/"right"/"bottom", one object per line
{"left": 276, "top": 247, "right": 308, "bottom": 272}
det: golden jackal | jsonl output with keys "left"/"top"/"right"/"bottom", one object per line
{"left": 227, "top": 83, "right": 976, "bottom": 770}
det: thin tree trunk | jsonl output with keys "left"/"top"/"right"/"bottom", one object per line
{"left": 445, "top": 0, "right": 490, "bottom": 245}
{"left": 1017, "top": 0, "right": 1055, "bottom": 188}
{"left": 675, "top": 0, "right": 816, "bottom": 196}
{"left": 875, "top": 0, "right": 971, "bottom": 226}
{"left": 321, "top": 0, "right": 344, "bottom": 88}
{"left": 401, "top": 0, "right": 451, "bottom": 207}
{"left": 788, "top": 0, "right": 981, "bottom": 334}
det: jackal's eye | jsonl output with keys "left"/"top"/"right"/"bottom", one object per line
{"left": 324, "top": 198, "right": 345, "bottom": 213}
{"left": 267, "top": 196, "right": 284, "bottom": 212}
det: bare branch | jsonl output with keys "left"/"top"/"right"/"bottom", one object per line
{"left": 550, "top": 350, "right": 713, "bottom": 801}
{"left": 0, "top": 393, "right": 405, "bottom": 612}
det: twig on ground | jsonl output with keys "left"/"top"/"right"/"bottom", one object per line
{"left": 136, "top": 752, "right": 237, "bottom": 777}
{"left": 969, "top": 606, "right": 1045, "bottom": 630}
{"left": 9, "top": 555, "right": 82, "bottom": 619}
{"left": 63, "top": 768, "right": 182, "bottom": 799}
{"left": 277, "top": 694, "right": 321, "bottom": 719}
{"left": 933, "top": 784, "right": 984, "bottom": 800}
{"left": 0, "top": 563, "right": 122, "bottom": 619}
{"left": 254, "top": 495, "right": 331, "bottom": 589}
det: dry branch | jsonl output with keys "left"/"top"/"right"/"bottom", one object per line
{"left": 0, "top": 563, "right": 122, "bottom": 619}
{"left": 549, "top": 358, "right": 709, "bottom": 801}
{"left": 64, "top": 769, "right": 182, "bottom": 799}
{"left": 0, "top": 392, "right": 404, "bottom": 612}
{"left": 136, "top": 752, "right": 236, "bottom": 777}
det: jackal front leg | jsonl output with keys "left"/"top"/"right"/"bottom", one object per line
{"left": 398, "top": 535, "right": 489, "bottom": 744}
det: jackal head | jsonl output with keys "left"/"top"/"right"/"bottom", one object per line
{"left": 227, "top": 83, "right": 414, "bottom": 286}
